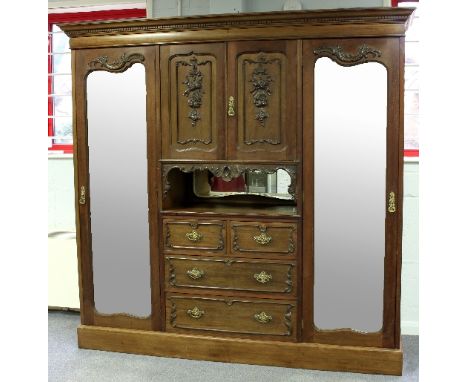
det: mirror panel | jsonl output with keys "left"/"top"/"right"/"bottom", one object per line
{"left": 193, "top": 169, "right": 293, "bottom": 200}
{"left": 87, "top": 63, "right": 151, "bottom": 317}
{"left": 313, "top": 57, "right": 387, "bottom": 332}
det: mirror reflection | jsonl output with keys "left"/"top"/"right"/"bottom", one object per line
{"left": 87, "top": 63, "right": 151, "bottom": 317}
{"left": 313, "top": 57, "right": 387, "bottom": 333}
{"left": 193, "top": 169, "right": 292, "bottom": 200}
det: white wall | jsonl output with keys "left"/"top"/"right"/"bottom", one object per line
{"left": 48, "top": 157, "right": 80, "bottom": 309}
{"left": 244, "top": 0, "right": 387, "bottom": 12}
{"left": 402, "top": 161, "right": 419, "bottom": 334}
{"left": 48, "top": 158, "right": 75, "bottom": 231}
{"left": 149, "top": 0, "right": 389, "bottom": 17}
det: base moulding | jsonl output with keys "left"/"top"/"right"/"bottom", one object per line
{"left": 77, "top": 325, "right": 403, "bottom": 375}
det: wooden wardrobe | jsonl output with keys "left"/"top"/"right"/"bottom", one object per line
{"left": 62, "top": 7, "right": 414, "bottom": 375}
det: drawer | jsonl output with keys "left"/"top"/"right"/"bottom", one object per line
{"left": 230, "top": 221, "right": 297, "bottom": 256}
{"left": 163, "top": 219, "right": 225, "bottom": 253}
{"left": 166, "top": 295, "right": 296, "bottom": 338}
{"left": 165, "top": 256, "right": 296, "bottom": 295}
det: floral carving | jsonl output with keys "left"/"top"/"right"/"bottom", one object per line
{"left": 169, "top": 301, "right": 177, "bottom": 327}
{"left": 178, "top": 55, "right": 208, "bottom": 127}
{"left": 248, "top": 54, "right": 275, "bottom": 127}
{"left": 284, "top": 305, "right": 293, "bottom": 335}
{"left": 88, "top": 53, "right": 145, "bottom": 72}
{"left": 313, "top": 44, "right": 382, "bottom": 66}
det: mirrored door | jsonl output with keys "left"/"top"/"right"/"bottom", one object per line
{"left": 87, "top": 63, "right": 151, "bottom": 318}
{"left": 74, "top": 47, "right": 159, "bottom": 330}
{"left": 314, "top": 56, "right": 387, "bottom": 333}
{"left": 302, "top": 38, "right": 402, "bottom": 348}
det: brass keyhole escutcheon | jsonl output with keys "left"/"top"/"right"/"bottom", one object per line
{"left": 388, "top": 191, "right": 396, "bottom": 213}
{"left": 79, "top": 186, "right": 86, "bottom": 205}
{"left": 227, "top": 96, "right": 235, "bottom": 116}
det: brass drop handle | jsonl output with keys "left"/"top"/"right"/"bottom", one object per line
{"left": 186, "top": 230, "right": 203, "bottom": 242}
{"left": 253, "top": 232, "right": 272, "bottom": 245}
{"left": 79, "top": 186, "right": 86, "bottom": 205}
{"left": 187, "top": 306, "right": 204, "bottom": 319}
{"left": 254, "top": 311, "right": 272, "bottom": 324}
{"left": 254, "top": 271, "right": 272, "bottom": 284}
{"left": 388, "top": 191, "right": 396, "bottom": 213}
{"left": 186, "top": 268, "right": 204, "bottom": 280}
{"left": 227, "top": 96, "right": 235, "bottom": 116}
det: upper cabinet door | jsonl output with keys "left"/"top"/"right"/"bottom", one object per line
{"left": 161, "top": 44, "right": 225, "bottom": 159}
{"left": 227, "top": 41, "right": 298, "bottom": 161}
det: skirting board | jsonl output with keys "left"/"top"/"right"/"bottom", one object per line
{"left": 78, "top": 325, "right": 403, "bottom": 375}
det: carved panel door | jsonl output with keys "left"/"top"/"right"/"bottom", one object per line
{"left": 227, "top": 41, "right": 297, "bottom": 161}
{"left": 161, "top": 44, "right": 225, "bottom": 159}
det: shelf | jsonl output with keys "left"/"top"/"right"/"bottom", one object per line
{"left": 161, "top": 203, "right": 299, "bottom": 218}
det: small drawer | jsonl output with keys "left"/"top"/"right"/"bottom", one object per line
{"left": 165, "top": 256, "right": 296, "bottom": 295}
{"left": 230, "top": 221, "right": 297, "bottom": 256}
{"left": 166, "top": 295, "right": 296, "bottom": 338}
{"left": 163, "top": 219, "right": 225, "bottom": 253}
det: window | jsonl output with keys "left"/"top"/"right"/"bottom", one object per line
{"left": 48, "top": 23, "right": 72, "bottom": 153}
{"left": 48, "top": 8, "right": 146, "bottom": 154}
{"left": 394, "top": 0, "right": 419, "bottom": 157}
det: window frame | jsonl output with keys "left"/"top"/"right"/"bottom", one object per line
{"left": 48, "top": 8, "right": 146, "bottom": 154}
{"left": 393, "top": 0, "right": 419, "bottom": 158}
{"left": 391, "top": 0, "right": 418, "bottom": 6}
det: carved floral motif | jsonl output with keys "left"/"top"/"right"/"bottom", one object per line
{"left": 248, "top": 54, "right": 274, "bottom": 127}
{"left": 88, "top": 53, "right": 145, "bottom": 72}
{"left": 313, "top": 44, "right": 382, "bottom": 66}
{"left": 176, "top": 55, "right": 210, "bottom": 128}
{"left": 284, "top": 305, "right": 293, "bottom": 335}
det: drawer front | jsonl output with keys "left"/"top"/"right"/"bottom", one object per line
{"left": 163, "top": 219, "right": 225, "bottom": 253}
{"left": 230, "top": 221, "right": 297, "bottom": 255}
{"left": 166, "top": 295, "right": 296, "bottom": 338}
{"left": 165, "top": 256, "right": 296, "bottom": 295}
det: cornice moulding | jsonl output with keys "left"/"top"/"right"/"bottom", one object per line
{"left": 59, "top": 7, "right": 415, "bottom": 39}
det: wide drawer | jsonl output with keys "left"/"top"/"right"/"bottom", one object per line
{"left": 230, "top": 221, "right": 297, "bottom": 256}
{"left": 166, "top": 295, "right": 296, "bottom": 338}
{"left": 165, "top": 256, "right": 296, "bottom": 295}
{"left": 163, "top": 219, "right": 226, "bottom": 253}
